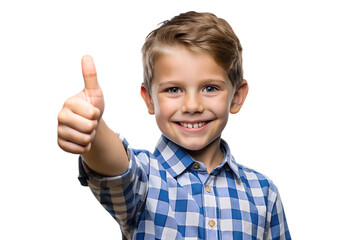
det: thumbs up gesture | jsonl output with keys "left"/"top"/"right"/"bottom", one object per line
{"left": 58, "top": 55, "right": 105, "bottom": 154}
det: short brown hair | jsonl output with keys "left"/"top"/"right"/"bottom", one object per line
{"left": 142, "top": 11, "right": 243, "bottom": 91}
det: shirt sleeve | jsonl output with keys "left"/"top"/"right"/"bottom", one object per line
{"left": 78, "top": 136, "right": 149, "bottom": 237}
{"left": 264, "top": 189, "right": 291, "bottom": 240}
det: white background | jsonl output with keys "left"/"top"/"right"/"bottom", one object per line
{"left": 1, "top": 0, "right": 359, "bottom": 239}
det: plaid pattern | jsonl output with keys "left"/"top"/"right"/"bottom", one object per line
{"left": 79, "top": 135, "right": 291, "bottom": 239}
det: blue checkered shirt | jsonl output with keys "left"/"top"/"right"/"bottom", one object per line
{"left": 79, "top": 135, "right": 291, "bottom": 239}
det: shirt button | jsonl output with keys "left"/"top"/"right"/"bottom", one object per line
{"left": 205, "top": 185, "right": 211, "bottom": 192}
{"left": 208, "top": 220, "right": 215, "bottom": 227}
{"left": 193, "top": 162, "right": 200, "bottom": 169}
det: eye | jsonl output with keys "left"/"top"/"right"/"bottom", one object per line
{"left": 203, "top": 85, "right": 218, "bottom": 93}
{"left": 166, "top": 87, "right": 182, "bottom": 94}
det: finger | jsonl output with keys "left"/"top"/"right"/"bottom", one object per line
{"left": 58, "top": 108, "right": 98, "bottom": 133}
{"left": 81, "top": 55, "right": 99, "bottom": 89}
{"left": 58, "top": 124, "right": 96, "bottom": 147}
{"left": 58, "top": 138, "right": 91, "bottom": 154}
{"left": 64, "top": 95, "right": 100, "bottom": 120}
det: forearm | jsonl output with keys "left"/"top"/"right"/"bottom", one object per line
{"left": 84, "top": 136, "right": 149, "bottom": 234}
{"left": 81, "top": 118, "right": 129, "bottom": 176}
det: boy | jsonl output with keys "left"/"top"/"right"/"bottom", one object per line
{"left": 58, "top": 11, "right": 291, "bottom": 239}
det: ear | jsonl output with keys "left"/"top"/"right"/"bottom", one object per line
{"left": 141, "top": 86, "right": 155, "bottom": 115}
{"left": 230, "top": 79, "right": 249, "bottom": 114}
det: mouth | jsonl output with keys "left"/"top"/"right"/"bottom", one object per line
{"left": 177, "top": 121, "right": 208, "bottom": 129}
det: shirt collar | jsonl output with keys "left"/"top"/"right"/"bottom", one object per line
{"left": 218, "top": 138, "right": 241, "bottom": 180}
{"left": 153, "top": 135, "right": 241, "bottom": 180}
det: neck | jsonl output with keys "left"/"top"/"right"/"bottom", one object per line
{"left": 187, "top": 137, "right": 224, "bottom": 173}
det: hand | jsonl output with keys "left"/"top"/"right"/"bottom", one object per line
{"left": 57, "top": 55, "right": 105, "bottom": 154}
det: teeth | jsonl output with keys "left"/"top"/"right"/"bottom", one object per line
{"left": 180, "top": 122, "right": 205, "bottom": 129}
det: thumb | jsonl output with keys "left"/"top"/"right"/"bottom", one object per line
{"left": 81, "top": 55, "right": 99, "bottom": 89}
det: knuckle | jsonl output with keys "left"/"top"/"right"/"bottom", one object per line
{"left": 57, "top": 126, "right": 63, "bottom": 138}
{"left": 57, "top": 138, "right": 63, "bottom": 148}
{"left": 81, "top": 134, "right": 92, "bottom": 145}
{"left": 94, "top": 108, "right": 101, "bottom": 118}
{"left": 57, "top": 111, "right": 65, "bottom": 123}
{"left": 57, "top": 139, "right": 68, "bottom": 152}
{"left": 64, "top": 97, "right": 74, "bottom": 108}
{"left": 58, "top": 108, "right": 72, "bottom": 125}
{"left": 85, "top": 121, "right": 95, "bottom": 132}
{"left": 77, "top": 148, "right": 86, "bottom": 154}
{"left": 91, "top": 129, "right": 96, "bottom": 140}
{"left": 92, "top": 120, "right": 98, "bottom": 129}
{"left": 89, "top": 107, "right": 100, "bottom": 120}
{"left": 84, "top": 143, "right": 92, "bottom": 152}
{"left": 58, "top": 138, "right": 86, "bottom": 154}
{"left": 64, "top": 96, "right": 81, "bottom": 110}
{"left": 88, "top": 108, "right": 96, "bottom": 119}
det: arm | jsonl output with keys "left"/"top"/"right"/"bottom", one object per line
{"left": 58, "top": 56, "right": 148, "bottom": 236}
{"left": 265, "top": 191, "right": 291, "bottom": 240}
{"left": 57, "top": 55, "right": 128, "bottom": 176}
{"left": 82, "top": 118, "right": 129, "bottom": 176}
{"left": 83, "top": 140, "right": 149, "bottom": 238}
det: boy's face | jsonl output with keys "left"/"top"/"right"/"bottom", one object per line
{"left": 141, "top": 45, "right": 248, "bottom": 152}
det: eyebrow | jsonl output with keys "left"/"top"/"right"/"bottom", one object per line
{"left": 157, "top": 79, "right": 226, "bottom": 87}
{"left": 202, "top": 79, "right": 227, "bottom": 85}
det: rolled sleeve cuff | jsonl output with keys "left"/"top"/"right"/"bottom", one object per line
{"left": 77, "top": 135, "right": 138, "bottom": 188}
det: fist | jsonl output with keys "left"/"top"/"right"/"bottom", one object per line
{"left": 57, "top": 55, "right": 105, "bottom": 154}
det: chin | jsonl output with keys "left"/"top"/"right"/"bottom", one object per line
{"left": 181, "top": 144, "right": 206, "bottom": 152}
{"left": 166, "top": 137, "right": 204, "bottom": 151}
{"left": 177, "top": 137, "right": 218, "bottom": 152}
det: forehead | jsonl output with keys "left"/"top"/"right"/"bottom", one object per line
{"left": 152, "top": 45, "right": 228, "bottom": 85}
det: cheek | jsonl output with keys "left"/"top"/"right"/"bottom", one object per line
{"left": 212, "top": 95, "right": 232, "bottom": 117}
{"left": 154, "top": 98, "right": 176, "bottom": 120}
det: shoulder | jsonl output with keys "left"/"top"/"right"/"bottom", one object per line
{"left": 117, "top": 134, "right": 160, "bottom": 176}
{"left": 233, "top": 160, "right": 279, "bottom": 197}
{"left": 221, "top": 138, "right": 279, "bottom": 196}
{"left": 120, "top": 134, "right": 153, "bottom": 160}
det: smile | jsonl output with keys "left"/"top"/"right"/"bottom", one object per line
{"left": 179, "top": 122, "right": 207, "bottom": 129}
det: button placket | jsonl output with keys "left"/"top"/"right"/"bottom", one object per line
{"left": 203, "top": 176, "right": 217, "bottom": 235}
{"left": 204, "top": 176, "right": 214, "bottom": 194}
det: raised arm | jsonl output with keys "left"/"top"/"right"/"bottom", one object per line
{"left": 57, "top": 55, "right": 129, "bottom": 176}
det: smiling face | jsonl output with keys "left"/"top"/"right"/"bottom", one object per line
{"left": 141, "top": 44, "right": 248, "bottom": 155}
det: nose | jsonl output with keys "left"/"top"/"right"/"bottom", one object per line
{"left": 181, "top": 92, "right": 204, "bottom": 114}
